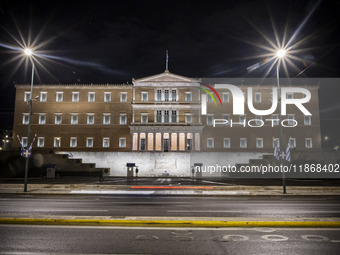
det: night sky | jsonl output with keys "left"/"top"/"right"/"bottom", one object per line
{"left": 0, "top": 0, "right": 339, "bottom": 146}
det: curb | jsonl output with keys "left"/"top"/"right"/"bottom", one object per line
{"left": 1, "top": 218, "right": 340, "bottom": 228}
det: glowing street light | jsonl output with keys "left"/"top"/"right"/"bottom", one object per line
{"left": 276, "top": 49, "right": 286, "bottom": 58}
{"left": 23, "top": 48, "right": 35, "bottom": 192}
{"left": 24, "top": 48, "right": 33, "bottom": 56}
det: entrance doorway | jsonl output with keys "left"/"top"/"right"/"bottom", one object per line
{"left": 164, "top": 139, "right": 169, "bottom": 152}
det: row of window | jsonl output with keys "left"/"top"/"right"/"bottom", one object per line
{"left": 154, "top": 90, "right": 295, "bottom": 103}
{"left": 20, "top": 136, "right": 313, "bottom": 149}
{"left": 24, "top": 90, "right": 296, "bottom": 103}
{"left": 21, "top": 137, "right": 126, "bottom": 148}
{"left": 22, "top": 113, "right": 127, "bottom": 125}
{"left": 206, "top": 137, "right": 313, "bottom": 149}
{"left": 24, "top": 91, "right": 128, "bottom": 103}
{"left": 22, "top": 112, "right": 312, "bottom": 126}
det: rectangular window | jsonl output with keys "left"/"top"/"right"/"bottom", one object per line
{"left": 120, "top": 114, "right": 127, "bottom": 125}
{"left": 156, "top": 110, "right": 162, "bottom": 123}
{"left": 22, "top": 114, "right": 30, "bottom": 125}
{"left": 24, "top": 92, "right": 31, "bottom": 102}
{"left": 39, "top": 114, "right": 46, "bottom": 125}
{"left": 70, "top": 137, "right": 77, "bottom": 148}
{"left": 164, "top": 110, "right": 169, "bottom": 123}
{"left": 171, "top": 111, "right": 177, "bottom": 123}
{"left": 288, "top": 115, "right": 295, "bottom": 126}
{"left": 103, "top": 137, "right": 110, "bottom": 148}
{"left": 56, "top": 92, "right": 63, "bottom": 102}
{"left": 87, "top": 114, "right": 94, "bottom": 125}
{"left": 179, "top": 133, "right": 185, "bottom": 151}
{"left": 185, "top": 114, "right": 192, "bottom": 124}
{"left": 185, "top": 92, "right": 192, "bottom": 102}
{"left": 171, "top": 133, "right": 177, "bottom": 151}
{"left": 37, "top": 137, "right": 45, "bottom": 148}
{"left": 239, "top": 115, "right": 246, "bottom": 125}
{"left": 40, "top": 92, "right": 47, "bottom": 102}
{"left": 86, "top": 137, "right": 93, "bottom": 148}
{"left": 54, "top": 137, "right": 61, "bottom": 148}
{"left": 223, "top": 114, "right": 230, "bottom": 126}
{"left": 207, "top": 138, "right": 214, "bottom": 148}
{"left": 104, "top": 92, "right": 111, "bottom": 102}
{"left": 255, "top": 92, "right": 262, "bottom": 103}
{"left": 171, "top": 89, "right": 177, "bottom": 102}
{"left": 255, "top": 116, "right": 262, "bottom": 126}
{"left": 289, "top": 138, "right": 296, "bottom": 148}
{"left": 119, "top": 138, "right": 126, "bottom": 148}
{"left": 156, "top": 89, "right": 162, "bottom": 102}
{"left": 148, "top": 133, "right": 154, "bottom": 151}
{"left": 304, "top": 116, "right": 311, "bottom": 126}
{"left": 287, "top": 93, "right": 293, "bottom": 99}
{"left": 273, "top": 138, "right": 280, "bottom": 148}
{"left": 223, "top": 138, "right": 230, "bottom": 148}
{"left": 223, "top": 93, "right": 229, "bottom": 103}
{"left": 72, "top": 92, "right": 79, "bottom": 102}
{"left": 88, "top": 92, "right": 95, "bottom": 102}
{"left": 240, "top": 138, "right": 247, "bottom": 148}
{"left": 272, "top": 114, "right": 279, "bottom": 126}
{"left": 187, "top": 134, "right": 192, "bottom": 151}
{"left": 207, "top": 115, "right": 214, "bottom": 125}
{"left": 71, "top": 114, "right": 78, "bottom": 125}
{"left": 55, "top": 114, "right": 62, "bottom": 125}
{"left": 256, "top": 138, "right": 263, "bottom": 148}
{"left": 164, "top": 89, "right": 169, "bottom": 102}
{"left": 207, "top": 95, "right": 213, "bottom": 103}
{"left": 22, "top": 137, "right": 28, "bottom": 147}
{"left": 305, "top": 138, "right": 312, "bottom": 148}
{"left": 120, "top": 92, "right": 127, "bottom": 102}
{"left": 103, "top": 114, "right": 110, "bottom": 125}
{"left": 141, "top": 92, "right": 148, "bottom": 102}
{"left": 141, "top": 114, "right": 148, "bottom": 123}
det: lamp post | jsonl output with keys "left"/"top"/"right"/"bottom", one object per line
{"left": 276, "top": 48, "right": 287, "bottom": 194}
{"left": 24, "top": 48, "right": 34, "bottom": 192}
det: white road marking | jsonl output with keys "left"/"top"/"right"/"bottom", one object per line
{"left": 301, "top": 235, "right": 328, "bottom": 241}
{"left": 330, "top": 240, "right": 340, "bottom": 242}
{"left": 261, "top": 235, "right": 289, "bottom": 241}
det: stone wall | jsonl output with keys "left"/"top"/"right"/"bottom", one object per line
{"left": 59, "top": 151, "right": 262, "bottom": 177}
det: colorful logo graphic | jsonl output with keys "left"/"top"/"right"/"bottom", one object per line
{"left": 196, "top": 83, "right": 223, "bottom": 107}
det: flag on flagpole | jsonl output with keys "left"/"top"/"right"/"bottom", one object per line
{"left": 285, "top": 142, "right": 291, "bottom": 162}
{"left": 274, "top": 139, "right": 280, "bottom": 160}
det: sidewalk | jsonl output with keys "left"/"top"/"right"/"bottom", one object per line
{"left": 1, "top": 183, "right": 340, "bottom": 196}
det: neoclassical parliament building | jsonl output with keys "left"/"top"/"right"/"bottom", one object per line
{"left": 12, "top": 70, "right": 321, "bottom": 176}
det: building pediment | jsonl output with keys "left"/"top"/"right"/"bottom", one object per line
{"left": 133, "top": 70, "right": 201, "bottom": 84}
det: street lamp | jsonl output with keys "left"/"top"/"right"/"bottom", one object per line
{"left": 276, "top": 48, "right": 287, "bottom": 194}
{"left": 24, "top": 48, "right": 35, "bottom": 192}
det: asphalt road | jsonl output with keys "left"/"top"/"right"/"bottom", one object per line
{"left": 0, "top": 225, "right": 339, "bottom": 255}
{"left": 0, "top": 194, "right": 339, "bottom": 218}
{"left": 2, "top": 177, "right": 340, "bottom": 186}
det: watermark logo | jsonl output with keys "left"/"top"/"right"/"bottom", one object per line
{"left": 196, "top": 84, "right": 222, "bottom": 115}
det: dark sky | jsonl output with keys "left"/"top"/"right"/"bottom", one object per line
{"left": 0, "top": 0, "right": 339, "bottom": 146}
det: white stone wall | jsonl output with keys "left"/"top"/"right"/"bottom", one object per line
{"left": 60, "top": 151, "right": 262, "bottom": 177}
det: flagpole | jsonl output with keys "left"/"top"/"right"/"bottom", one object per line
{"left": 277, "top": 63, "right": 287, "bottom": 194}
{"left": 166, "top": 50, "right": 168, "bottom": 71}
